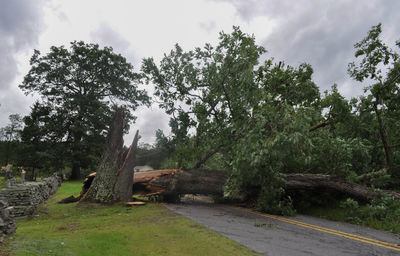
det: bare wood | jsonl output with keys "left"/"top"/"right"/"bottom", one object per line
{"left": 113, "top": 130, "right": 139, "bottom": 201}
{"left": 125, "top": 202, "right": 146, "bottom": 206}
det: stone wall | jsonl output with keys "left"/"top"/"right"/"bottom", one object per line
{"left": 0, "top": 174, "right": 62, "bottom": 242}
{"left": 0, "top": 199, "right": 16, "bottom": 243}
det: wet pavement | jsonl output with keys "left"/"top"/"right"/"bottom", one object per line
{"left": 165, "top": 198, "right": 400, "bottom": 256}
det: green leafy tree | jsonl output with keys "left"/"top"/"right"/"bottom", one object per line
{"left": 17, "top": 102, "right": 64, "bottom": 179}
{"left": 348, "top": 23, "right": 400, "bottom": 176}
{"left": 20, "top": 41, "right": 149, "bottom": 179}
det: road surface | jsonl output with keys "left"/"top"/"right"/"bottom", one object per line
{"left": 165, "top": 197, "right": 400, "bottom": 256}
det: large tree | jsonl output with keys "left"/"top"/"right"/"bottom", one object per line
{"left": 20, "top": 41, "right": 149, "bottom": 179}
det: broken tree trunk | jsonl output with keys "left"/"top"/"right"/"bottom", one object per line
{"left": 73, "top": 169, "right": 400, "bottom": 203}
{"left": 144, "top": 171, "right": 400, "bottom": 201}
{"left": 141, "top": 169, "right": 229, "bottom": 197}
{"left": 113, "top": 130, "right": 139, "bottom": 202}
{"left": 80, "top": 108, "right": 139, "bottom": 203}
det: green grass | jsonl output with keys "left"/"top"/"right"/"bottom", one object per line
{"left": 0, "top": 181, "right": 259, "bottom": 256}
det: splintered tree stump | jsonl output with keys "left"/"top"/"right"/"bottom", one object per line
{"left": 80, "top": 108, "right": 139, "bottom": 203}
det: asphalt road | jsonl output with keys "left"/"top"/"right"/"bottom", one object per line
{"left": 165, "top": 197, "right": 400, "bottom": 256}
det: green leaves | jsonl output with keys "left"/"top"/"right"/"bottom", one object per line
{"left": 347, "top": 24, "right": 400, "bottom": 176}
{"left": 348, "top": 23, "right": 399, "bottom": 83}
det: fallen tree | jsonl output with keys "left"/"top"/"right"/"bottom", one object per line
{"left": 60, "top": 169, "right": 400, "bottom": 204}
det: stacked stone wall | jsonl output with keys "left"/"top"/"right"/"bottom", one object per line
{"left": 0, "top": 200, "right": 15, "bottom": 243}
{"left": 0, "top": 174, "right": 62, "bottom": 242}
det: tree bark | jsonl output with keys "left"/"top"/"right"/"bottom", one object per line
{"left": 139, "top": 170, "right": 400, "bottom": 201}
{"left": 143, "top": 169, "right": 229, "bottom": 197}
{"left": 80, "top": 108, "right": 139, "bottom": 203}
{"left": 284, "top": 173, "right": 400, "bottom": 200}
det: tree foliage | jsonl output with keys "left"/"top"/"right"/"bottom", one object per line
{"left": 143, "top": 27, "right": 321, "bottom": 213}
{"left": 348, "top": 23, "right": 400, "bottom": 177}
{"left": 143, "top": 25, "right": 400, "bottom": 214}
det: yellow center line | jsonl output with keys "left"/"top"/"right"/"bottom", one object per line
{"left": 231, "top": 206, "right": 400, "bottom": 252}
{"left": 251, "top": 210, "right": 400, "bottom": 248}
{"left": 189, "top": 195, "right": 400, "bottom": 252}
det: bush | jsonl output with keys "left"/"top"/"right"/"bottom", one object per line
{"left": 340, "top": 196, "right": 400, "bottom": 227}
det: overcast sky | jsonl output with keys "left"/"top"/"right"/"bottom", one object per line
{"left": 1, "top": 0, "right": 399, "bottom": 144}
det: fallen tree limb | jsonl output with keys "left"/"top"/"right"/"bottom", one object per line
{"left": 284, "top": 173, "right": 400, "bottom": 200}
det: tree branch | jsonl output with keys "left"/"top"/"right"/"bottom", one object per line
{"left": 309, "top": 120, "right": 331, "bottom": 132}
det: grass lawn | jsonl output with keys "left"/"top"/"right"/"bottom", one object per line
{"left": 0, "top": 181, "right": 259, "bottom": 256}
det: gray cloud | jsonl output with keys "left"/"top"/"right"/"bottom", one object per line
{"left": 91, "top": 24, "right": 137, "bottom": 65}
{"left": 215, "top": 0, "right": 400, "bottom": 97}
{"left": 0, "top": 0, "right": 47, "bottom": 126}
{"left": 124, "top": 105, "right": 170, "bottom": 145}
